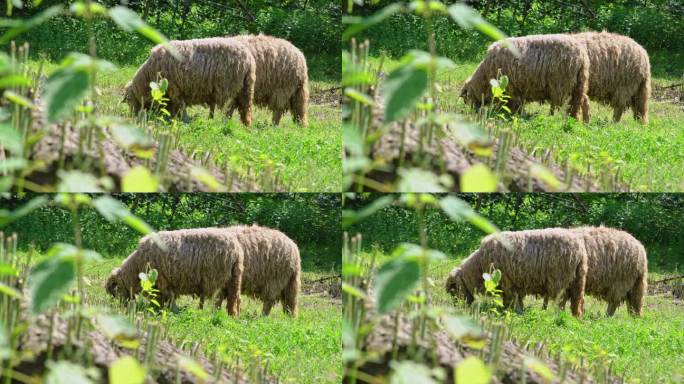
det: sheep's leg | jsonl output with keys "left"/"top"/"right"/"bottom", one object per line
{"left": 612, "top": 106, "right": 625, "bottom": 122}
{"left": 225, "top": 263, "right": 243, "bottom": 317}
{"left": 209, "top": 103, "right": 215, "bottom": 119}
{"left": 291, "top": 84, "right": 308, "bottom": 126}
{"left": 262, "top": 300, "right": 275, "bottom": 316}
{"left": 542, "top": 296, "right": 549, "bottom": 310}
{"left": 198, "top": 296, "right": 204, "bottom": 310}
{"left": 515, "top": 294, "right": 524, "bottom": 314}
{"left": 272, "top": 109, "right": 284, "bottom": 126}
{"left": 606, "top": 302, "right": 618, "bottom": 317}
{"left": 581, "top": 95, "right": 591, "bottom": 123}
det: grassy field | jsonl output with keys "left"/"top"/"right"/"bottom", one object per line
{"left": 366, "top": 56, "right": 684, "bottom": 191}
{"left": 73, "top": 252, "right": 342, "bottom": 384}
{"left": 30, "top": 60, "right": 341, "bottom": 192}
{"left": 407, "top": 248, "right": 684, "bottom": 383}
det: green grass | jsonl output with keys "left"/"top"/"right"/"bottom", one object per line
{"left": 366, "top": 56, "right": 684, "bottom": 191}
{"left": 29, "top": 59, "right": 341, "bottom": 192}
{"left": 411, "top": 250, "right": 684, "bottom": 383}
{"left": 81, "top": 256, "right": 341, "bottom": 384}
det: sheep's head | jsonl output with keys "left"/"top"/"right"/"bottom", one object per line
{"left": 105, "top": 268, "right": 134, "bottom": 301}
{"left": 460, "top": 76, "right": 490, "bottom": 110}
{"left": 122, "top": 81, "right": 150, "bottom": 115}
{"left": 445, "top": 267, "right": 475, "bottom": 304}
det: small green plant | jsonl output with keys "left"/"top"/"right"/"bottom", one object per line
{"left": 138, "top": 267, "right": 161, "bottom": 313}
{"left": 481, "top": 266, "right": 504, "bottom": 315}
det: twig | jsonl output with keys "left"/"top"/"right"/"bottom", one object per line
{"left": 306, "top": 274, "right": 341, "bottom": 284}
{"left": 651, "top": 275, "right": 684, "bottom": 285}
{"left": 655, "top": 83, "right": 684, "bottom": 90}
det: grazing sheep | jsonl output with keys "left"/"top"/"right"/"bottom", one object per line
{"left": 571, "top": 31, "right": 651, "bottom": 123}
{"left": 461, "top": 34, "right": 590, "bottom": 121}
{"left": 226, "top": 34, "right": 309, "bottom": 126}
{"left": 545, "top": 226, "right": 648, "bottom": 317}
{"left": 216, "top": 225, "right": 301, "bottom": 316}
{"left": 446, "top": 228, "right": 588, "bottom": 317}
{"left": 105, "top": 228, "right": 244, "bottom": 316}
{"left": 123, "top": 37, "right": 256, "bottom": 126}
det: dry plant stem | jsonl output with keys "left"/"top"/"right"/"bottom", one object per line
{"left": 70, "top": 205, "right": 85, "bottom": 341}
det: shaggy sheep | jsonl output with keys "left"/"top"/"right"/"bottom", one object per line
{"left": 445, "top": 228, "right": 588, "bottom": 317}
{"left": 226, "top": 34, "right": 309, "bottom": 126}
{"left": 105, "top": 228, "right": 244, "bottom": 316}
{"left": 544, "top": 226, "right": 648, "bottom": 317}
{"left": 123, "top": 37, "right": 256, "bottom": 125}
{"left": 461, "top": 34, "right": 590, "bottom": 121}
{"left": 216, "top": 224, "right": 301, "bottom": 316}
{"left": 570, "top": 31, "right": 651, "bottom": 123}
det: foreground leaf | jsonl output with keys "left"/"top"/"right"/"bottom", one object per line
{"left": 455, "top": 356, "right": 491, "bottom": 384}
{"left": 43, "top": 67, "right": 89, "bottom": 124}
{"left": 109, "top": 356, "right": 145, "bottom": 384}
{"left": 374, "top": 252, "right": 420, "bottom": 314}
{"left": 27, "top": 252, "right": 76, "bottom": 315}
{"left": 382, "top": 62, "right": 428, "bottom": 123}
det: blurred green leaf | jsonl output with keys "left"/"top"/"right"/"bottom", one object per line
{"left": 191, "top": 167, "right": 225, "bottom": 192}
{"left": 397, "top": 168, "right": 451, "bottom": 192}
{"left": 57, "top": 170, "right": 103, "bottom": 193}
{"left": 109, "top": 6, "right": 180, "bottom": 60}
{"left": 342, "top": 3, "right": 403, "bottom": 41}
{"left": 530, "top": 164, "right": 564, "bottom": 191}
{"left": 382, "top": 62, "right": 428, "bottom": 124}
{"left": 342, "top": 195, "right": 393, "bottom": 228}
{"left": 0, "top": 157, "right": 26, "bottom": 173}
{"left": 456, "top": 356, "right": 491, "bottom": 384}
{"left": 122, "top": 166, "right": 159, "bottom": 192}
{"left": 524, "top": 356, "right": 555, "bottom": 382}
{"left": 110, "top": 123, "right": 153, "bottom": 151}
{"left": 43, "top": 67, "right": 89, "bottom": 124}
{"left": 96, "top": 314, "right": 140, "bottom": 350}
{"left": 92, "top": 196, "right": 160, "bottom": 246}
{"left": 3, "top": 90, "right": 35, "bottom": 109}
{"left": 110, "top": 356, "right": 145, "bottom": 384}
{"left": 0, "top": 195, "right": 49, "bottom": 227}
{"left": 374, "top": 249, "right": 420, "bottom": 314}
{"left": 390, "top": 360, "right": 441, "bottom": 384}
{"left": 27, "top": 248, "right": 76, "bottom": 315}
{"left": 177, "top": 355, "right": 209, "bottom": 381}
{"left": 461, "top": 164, "right": 498, "bottom": 192}
{"left": 439, "top": 196, "right": 498, "bottom": 234}
{"left": 0, "top": 282, "right": 20, "bottom": 299}
{"left": 45, "top": 361, "right": 96, "bottom": 384}
{"left": 0, "top": 5, "right": 62, "bottom": 44}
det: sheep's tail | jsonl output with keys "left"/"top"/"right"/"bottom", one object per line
{"left": 568, "top": 261, "right": 587, "bottom": 317}
{"left": 291, "top": 78, "right": 309, "bottom": 127}
{"left": 627, "top": 271, "right": 647, "bottom": 317}
{"left": 632, "top": 76, "right": 650, "bottom": 124}
{"left": 568, "top": 59, "right": 589, "bottom": 121}
{"left": 281, "top": 267, "right": 300, "bottom": 317}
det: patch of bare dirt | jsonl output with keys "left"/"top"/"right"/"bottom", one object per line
{"left": 310, "top": 86, "right": 341, "bottom": 106}
{"left": 652, "top": 83, "right": 683, "bottom": 103}
{"left": 302, "top": 275, "right": 341, "bottom": 299}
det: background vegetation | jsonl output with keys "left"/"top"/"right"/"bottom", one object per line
{"left": 344, "top": 193, "right": 684, "bottom": 382}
